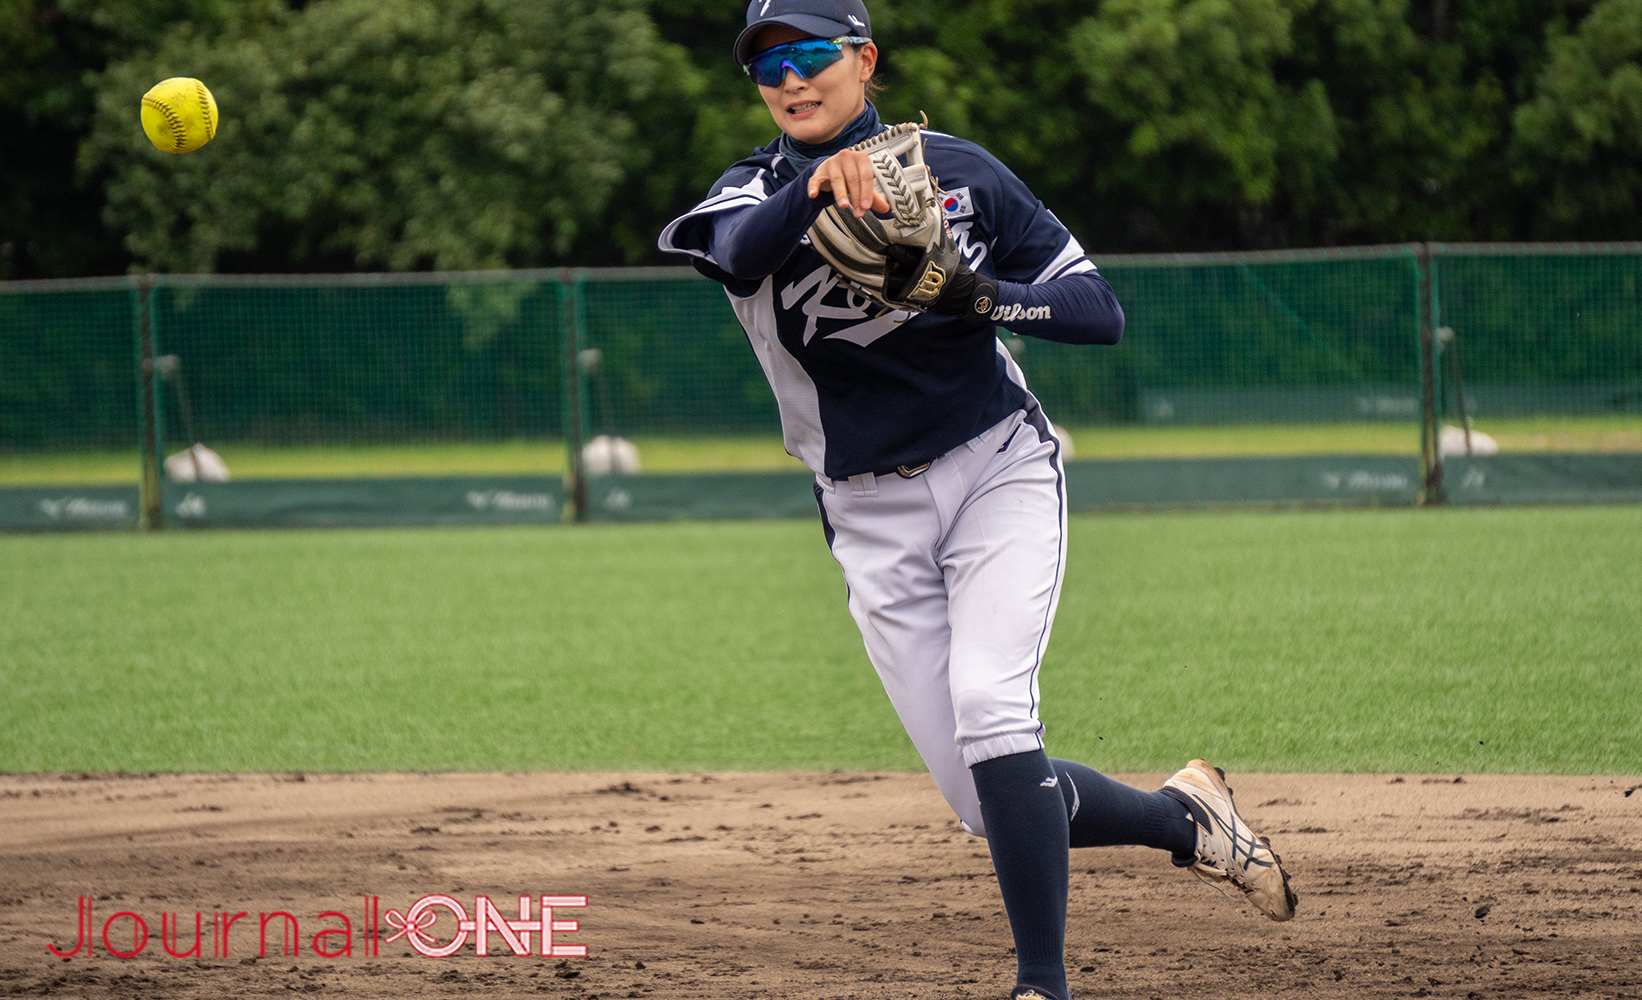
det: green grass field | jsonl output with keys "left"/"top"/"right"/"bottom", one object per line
{"left": 2, "top": 506, "right": 1636, "bottom": 774}
{"left": 4, "top": 416, "right": 1639, "bottom": 485}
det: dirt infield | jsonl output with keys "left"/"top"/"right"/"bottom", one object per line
{"left": 1, "top": 771, "right": 1638, "bottom": 999}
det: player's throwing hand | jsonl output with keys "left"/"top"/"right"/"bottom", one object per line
{"left": 807, "top": 148, "right": 890, "bottom": 218}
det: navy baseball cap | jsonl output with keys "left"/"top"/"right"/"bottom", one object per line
{"left": 733, "top": 0, "right": 873, "bottom": 64}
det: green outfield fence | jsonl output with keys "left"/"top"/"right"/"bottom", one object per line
{"left": 2, "top": 244, "right": 1639, "bottom": 529}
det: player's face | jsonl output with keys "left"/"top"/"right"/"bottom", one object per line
{"left": 750, "top": 26, "right": 878, "bottom": 145}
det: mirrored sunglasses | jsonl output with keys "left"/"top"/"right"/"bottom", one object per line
{"left": 744, "top": 35, "right": 871, "bottom": 88}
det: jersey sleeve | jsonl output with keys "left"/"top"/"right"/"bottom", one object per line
{"left": 929, "top": 136, "right": 1119, "bottom": 344}
{"left": 961, "top": 143, "right": 1099, "bottom": 287}
{"left": 657, "top": 164, "right": 777, "bottom": 293}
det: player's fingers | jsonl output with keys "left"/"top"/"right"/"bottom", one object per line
{"left": 855, "top": 159, "right": 887, "bottom": 216}
{"left": 810, "top": 153, "right": 883, "bottom": 215}
{"left": 827, "top": 150, "right": 865, "bottom": 214}
{"left": 810, "top": 157, "right": 844, "bottom": 200}
{"left": 831, "top": 173, "right": 851, "bottom": 211}
{"left": 848, "top": 156, "right": 877, "bottom": 218}
{"left": 814, "top": 158, "right": 850, "bottom": 208}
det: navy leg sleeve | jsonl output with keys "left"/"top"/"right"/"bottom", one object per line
{"left": 1048, "top": 758, "right": 1198, "bottom": 862}
{"left": 971, "top": 750, "right": 1070, "bottom": 1000}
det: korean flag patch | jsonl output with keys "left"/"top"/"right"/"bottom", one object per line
{"left": 940, "top": 187, "right": 974, "bottom": 221}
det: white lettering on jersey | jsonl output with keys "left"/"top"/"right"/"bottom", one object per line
{"left": 989, "top": 303, "right": 1053, "bottom": 323}
{"left": 780, "top": 264, "right": 912, "bottom": 348}
{"left": 824, "top": 307, "right": 915, "bottom": 347}
{"left": 949, "top": 222, "right": 988, "bottom": 271}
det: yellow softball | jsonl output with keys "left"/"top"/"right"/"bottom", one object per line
{"left": 140, "top": 77, "right": 218, "bottom": 154}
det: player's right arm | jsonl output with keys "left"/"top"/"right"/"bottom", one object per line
{"left": 660, "top": 153, "right": 888, "bottom": 282}
{"left": 708, "top": 170, "right": 825, "bottom": 280}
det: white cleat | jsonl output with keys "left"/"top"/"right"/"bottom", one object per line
{"left": 1163, "top": 759, "right": 1297, "bottom": 922}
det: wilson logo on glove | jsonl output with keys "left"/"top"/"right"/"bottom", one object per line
{"left": 910, "top": 262, "right": 947, "bottom": 300}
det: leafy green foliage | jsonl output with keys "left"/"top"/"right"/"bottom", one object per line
{"left": 80, "top": 0, "right": 703, "bottom": 272}
{"left": 7, "top": 0, "right": 1642, "bottom": 275}
{"left": 1072, "top": 0, "right": 1333, "bottom": 208}
{"left": 0, "top": 0, "right": 234, "bottom": 278}
{"left": 1513, "top": 0, "right": 1642, "bottom": 234}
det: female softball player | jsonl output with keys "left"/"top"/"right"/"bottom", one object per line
{"left": 660, "top": 3, "right": 1297, "bottom": 997}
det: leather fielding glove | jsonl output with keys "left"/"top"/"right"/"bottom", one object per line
{"left": 807, "top": 121, "right": 998, "bottom": 319}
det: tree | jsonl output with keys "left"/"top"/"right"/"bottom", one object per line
{"left": 0, "top": 0, "right": 233, "bottom": 278}
{"left": 1513, "top": 0, "right": 1642, "bottom": 236}
{"left": 1069, "top": 0, "right": 1339, "bottom": 242}
{"left": 13, "top": 0, "right": 1642, "bottom": 276}
{"left": 81, "top": 0, "right": 705, "bottom": 272}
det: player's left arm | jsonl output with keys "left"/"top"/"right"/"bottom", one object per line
{"left": 971, "top": 150, "right": 1124, "bottom": 345}
{"left": 989, "top": 267, "right": 1124, "bottom": 345}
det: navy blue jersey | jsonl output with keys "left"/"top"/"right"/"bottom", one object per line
{"left": 660, "top": 127, "right": 1119, "bottom": 480}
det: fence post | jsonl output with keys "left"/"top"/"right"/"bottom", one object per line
{"left": 1416, "top": 243, "right": 1444, "bottom": 504}
{"left": 133, "top": 274, "right": 164, "bottom": 530}
{"left": 559, "top": 269, "right": 588, "bottom": 521}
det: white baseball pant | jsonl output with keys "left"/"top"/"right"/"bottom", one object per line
{"left": 814, "top": 404, "right": 1068, "bottom": 837}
